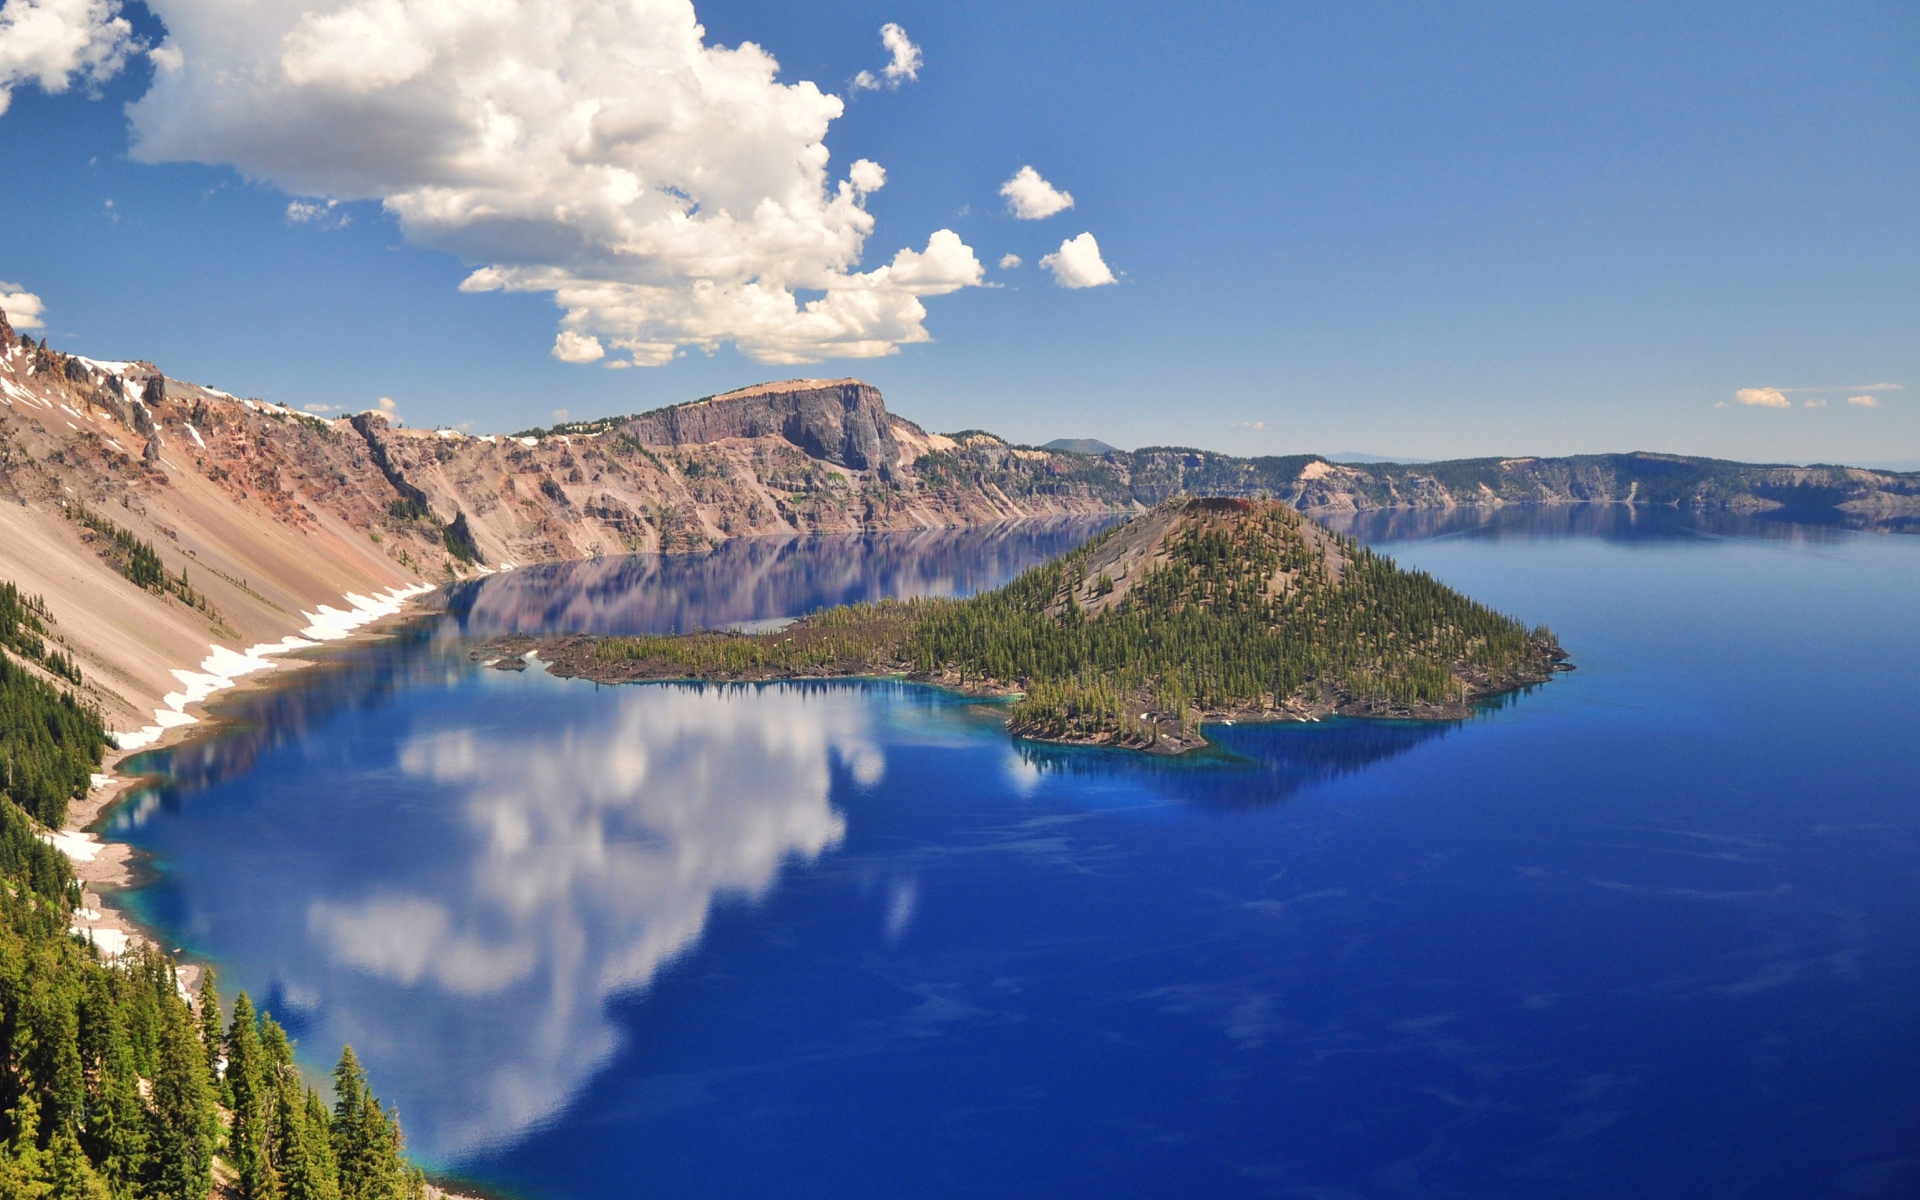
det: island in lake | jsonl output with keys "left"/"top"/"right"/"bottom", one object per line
{"left": 483, "top": 497, "right": 1570, "bottom": 753}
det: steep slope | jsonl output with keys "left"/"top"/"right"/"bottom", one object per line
{"left": 0, "top": 315, "right": 1108, "bottom": 745}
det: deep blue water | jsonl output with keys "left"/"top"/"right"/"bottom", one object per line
{"left": 113, "top": 510, "right": 1920, "bottom": 1199}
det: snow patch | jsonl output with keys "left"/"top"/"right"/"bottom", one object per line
{"left": 41, "top": 830, "right": 104, "bottom": 862}
{"left": 299, "top": 583, "right": 436, "bottom": 641}
{"left": 74, "top": 926, "right": 130, "bottom": 960}
{"left": 110, "top": 592, "right": 423, "bottom": 748}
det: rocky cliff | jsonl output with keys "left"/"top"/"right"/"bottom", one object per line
{"left": 622, "top": 379, "right": 901, "bottom": 477}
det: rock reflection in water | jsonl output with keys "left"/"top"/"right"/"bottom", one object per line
{"left": 446, "top": 517, "right": 1118, "bottom": 637}
{"left": 1013, "top": 717, "right": 1454, "bottom": 808}
{"left": 1319, "top": 501, "right": 1915, "bottom": 545}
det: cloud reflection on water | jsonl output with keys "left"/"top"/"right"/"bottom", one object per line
{"left": 305, "top": 682, "right": 875, "bottom": 1156}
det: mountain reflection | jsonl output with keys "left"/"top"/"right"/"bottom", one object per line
{"left": 1014, "top": 717, "right": 1455, "bottom": 809}
{"left": 446, "top": 517, "right": 1118, "bottom": 637}
{"left": 314, "top": 682, "right": 874, "bottom": 1154}
{"left": 1319, "top": 502, "right": 1913, "bottom": 544}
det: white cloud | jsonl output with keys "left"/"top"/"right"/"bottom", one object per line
{"left": 847, "top": 157, "right": 886, "bottom": 194}
{"left": 551, "top": 331, "right": 604, "bottom": 364}
{"left": 852, "top": 21, "right": 919, "bottom": 91}
{"left": 1734, "top": 387, "right": 1790, "bottom": 409}
{"left": 998, "top": 253, "right": 1021, "bottom": 269}
{"left": 127, "top": 0, "right": 980, "bottom": 365}
{"left": 0, "top": 0, "right": 140, "bottom": 115}
{"left": 0, "top": 281, "right": 46, "bottom": 329}
{"left": 1040, "top": 232, "right": 1116, "bottom": 289}
{"left": 286, "top": 197, "right": 349, "bottom": 228}
{"left": 1847, "top": 394, "right": 1880, "bottom": 408}
{"left": 1000, "top": 165, "right": 1074, "bottom": 220}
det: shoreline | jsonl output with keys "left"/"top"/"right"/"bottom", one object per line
{"left": 479, "top": 632, "right": 1569, "bottom": 757}
{"left": 52, "top": 584, "right": 446, "bottom": 985}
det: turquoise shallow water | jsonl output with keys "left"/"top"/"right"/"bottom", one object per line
{"left": 116, "top": 511, "right": 1920, "bottom": 1198}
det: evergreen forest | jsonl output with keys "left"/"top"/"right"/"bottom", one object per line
{"left": 567, "top": 498, "right": 1563, "bottom": 747}
{"left": 0, "top": 583, "right": 425, "bottom": 1200}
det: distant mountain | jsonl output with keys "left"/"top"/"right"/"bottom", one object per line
{"left": 1041, "top": 438, "right": 1121, "bottom": 455}
{"left": 1327, "top": 451, "right": 1430, "bottom": 464}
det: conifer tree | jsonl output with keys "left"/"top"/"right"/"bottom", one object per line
{"left": 46, "top": 1128, "right": 111, "bottom": 1200}
{"left": 331, "top": 1048, "right": 421, "bottom": 1200}
{"left": 197, "top": 968, "right": 225, "bottom": 1098}
{"left": 142, "top": 1004, "right": 215, "bottom": 1200}
{"left": 227, "top": 993, "right": 277, "bottom": 1200}
{"left": 301, "top": 1091, "right": 341, "bottom": 1200}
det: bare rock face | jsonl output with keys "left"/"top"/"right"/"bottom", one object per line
{"left": 622, "top": 379, "right": 901, "bottom": 479}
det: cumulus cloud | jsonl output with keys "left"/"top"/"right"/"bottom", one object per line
{"left": 1000, "top": 165, "right": 1074, "bottom": 220}
{"left": 0, "top": 0, "right": 140, "bottom": 115}
{"left": 0, "top": 281, "right": 46, "bottom": 329}
{"left": 126, "top": 0, "right": 980, "bottom": 365}
{"left": 998, "top": 253, "right": 1021, "bottom": 269}
{"left": 1733, "top": 387, "right": 1790, "bottom": 409}
{"left": 1847, "top": 394, "right": 1880, "bottom": 408}
{"left": 551, "top": 331, "right": 604, "bottom": 364}
{"left": 852, "top": 21, "right": 919, "bottom": 91}
{"left": 1040, "top": 232, "right": 1116, "bottom": 289}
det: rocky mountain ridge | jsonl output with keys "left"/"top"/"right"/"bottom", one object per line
{"left": 0, "top": 305, "right": 1914, "bottom": 740}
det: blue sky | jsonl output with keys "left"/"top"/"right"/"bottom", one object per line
{"left": 0, "top": 0, "right": 1913, "bottom": 463}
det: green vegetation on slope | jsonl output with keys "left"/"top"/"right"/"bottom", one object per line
{"left": 0, "top": 583, "right": 82, "bottom": 686}
{"left": 0, "top": 649, "right": 106, "bottom": 828}
{"left": 911, "top": 500, "right": 1553, "bottom": 741}
{"left": 0, "top": 590, "right": 424, "bottom": 1200}
{"left": 65, "top": 503, "right": 219, "bottom": 623}
{"left": 565, "top": 499, "right": 1561, "bottom": 748}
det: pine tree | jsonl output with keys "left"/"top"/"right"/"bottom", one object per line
{"left": 46, "top": 1128, "right": 110, "bottom": 1200}
{"left": 270, "top": 1073, "right": 339, "bottom": 1200}
{"left": 226, "top": 993, "right": 277, "bottom": 1200}
{"left": 196, "top": 968, "right": 225, "bottom": 1100}
{"left": 300, "top": 1091, "right": 340, "bottom": 1200}
{"left": 331, "top": 1049, "right": 418, "bottom": 1200}
{"left": 141, "top": 1003, "right": 215, "bottom": 1200}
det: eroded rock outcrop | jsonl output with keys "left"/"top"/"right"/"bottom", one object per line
{"left": 623, "top": 379, "right": 901, "bottom": 478}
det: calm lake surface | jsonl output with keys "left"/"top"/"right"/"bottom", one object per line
{"left": 114, "top": 510, "right": 1920, "bottom": 1199}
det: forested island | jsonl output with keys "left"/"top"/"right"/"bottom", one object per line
{"left": 1, "top": 583, "right": 428, "bottom": 1200}
{"left": 491, "top": 498, "right": 1569, "bottom": 752}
